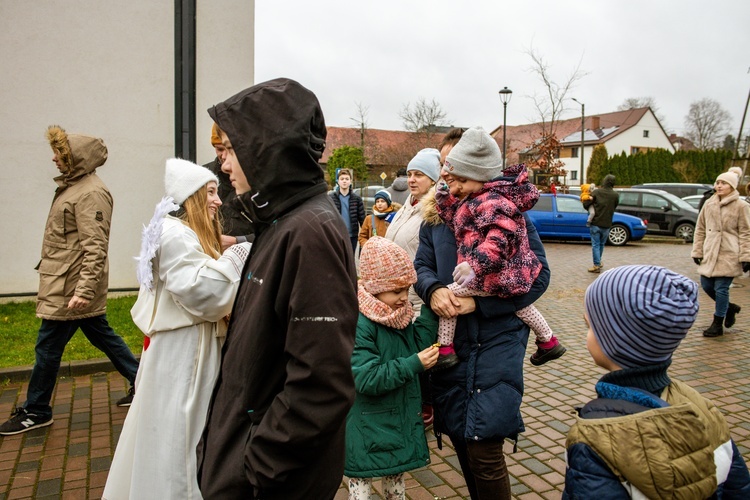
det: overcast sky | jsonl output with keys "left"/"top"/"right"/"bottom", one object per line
{"left": 255, "top": 0, "right": 749, "bottom": 139}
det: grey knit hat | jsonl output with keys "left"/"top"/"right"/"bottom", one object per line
{"left": 444, "top": 126, "right": 503, "bottom": 182}
{"left": 407, "top": 148, "right": 441, "bottom": 182}
{"left": 584, "top": 265, "right": 699, "bottom": 369}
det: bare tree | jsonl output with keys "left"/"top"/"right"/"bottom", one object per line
{"left": 617, "top": 97, "right": 668, "bottom": 130}
{"left": 399, "top": 97, "right": 448, "bottom": 132}
{"left": 350, "top": 101, "right": 370, "bottom": 150}
{"left": 525, "top": 46, "right": 587, "bottom": 139}
{"left": 684, "top": 98, "right": 732, "bottom": 150}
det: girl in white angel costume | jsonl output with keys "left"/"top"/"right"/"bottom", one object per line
{"left": 104, "top": 159, "right": 251, "bottom": 500}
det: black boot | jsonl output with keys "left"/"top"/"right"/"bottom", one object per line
{"left": 703, "top": 315, "right": 724, "bottom": 337}
{"left": 725, "top": 303, "right": 741, "bottom": 328}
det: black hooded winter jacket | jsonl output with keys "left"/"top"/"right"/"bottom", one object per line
{"left": 196, "top": 79, "right": 358, "bottom": 499}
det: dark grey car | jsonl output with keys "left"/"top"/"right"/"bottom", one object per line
{"left": 615, "top": 188, "right": 699, "bottom": 241}
{"left": 630, "top": 182, "right": 713, "bottom": 199}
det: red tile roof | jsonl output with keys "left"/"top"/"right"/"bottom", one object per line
{"left": 322, "top": 127, "right": 445, "bottom": 167}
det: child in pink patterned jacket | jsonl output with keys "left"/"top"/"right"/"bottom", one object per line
{"left": 433, "top": 126, "right": 566, "bottom": 371}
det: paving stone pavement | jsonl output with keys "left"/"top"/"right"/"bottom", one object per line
{"left": 1, "top": 240, "right": 748, "bottom": 499}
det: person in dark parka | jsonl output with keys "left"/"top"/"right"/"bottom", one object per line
{"left": 196, "top": 78, "right": 359, "bottom": 499}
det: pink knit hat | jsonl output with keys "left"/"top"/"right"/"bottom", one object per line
{"left": 359, "top": 236, "right": 417, "bottom": 295}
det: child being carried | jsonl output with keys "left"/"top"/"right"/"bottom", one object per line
{"left": 433, "top": 126, "right": 566, "bottom": 371}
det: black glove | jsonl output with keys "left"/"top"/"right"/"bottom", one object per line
{"left": 693, "top": 257, "right": 702, "bottom": 265}
{"left": 743, "top": 262, "right": 750, "bottom": 273}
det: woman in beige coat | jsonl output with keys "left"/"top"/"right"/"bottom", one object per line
{"left": 691, "top": 170, "right": 750, "bottom": 337}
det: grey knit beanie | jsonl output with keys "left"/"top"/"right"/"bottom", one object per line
{"left": 584, "top": 265, "right": 699, "bottom": 369}
{"left": 407, "top": 148, "right": 441, "bottom": 182}
{"left": 444, "top": 126, "right": 503, "bottom": 182}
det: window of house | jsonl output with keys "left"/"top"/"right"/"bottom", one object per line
{"left": 643, "top": 130, "right": 650, "bottom": 138}
{"left": 631, "top": 147, "right": 641, "bottom": 154}
{"left": 571, "top": 147, "right": 578, "bottom": 158}
{"left": 570, "top": 170, "right": 578, "bottom": 180}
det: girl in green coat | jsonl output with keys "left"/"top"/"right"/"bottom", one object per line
{"left": 345, "top": 236, "right": 439, "bottom": 499}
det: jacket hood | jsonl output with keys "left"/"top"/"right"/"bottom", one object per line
{"left": 208, "top": 78, "right": 328, "bottom": 225}
{"left": 47, "top": 126, "right": 107, "bottom": 186}
{"left": 420, "top": 188, "right": 442, "bottom": 226}
{"left": 390, "top": 176, "right": 409, "bottom": 192}
{"left": 602, "top": 174, "right": 616, "bottom": 189}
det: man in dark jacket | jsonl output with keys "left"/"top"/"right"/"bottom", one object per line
{"left": 202, "top": 123, "right": 254, "bottom": 248}
{"left": 196, "top": 78, "right": 359, "bottom": 499}
{"left": 583, "top": 174, "right": 619, "bottom": 273}
{"left": 329, "top": 168, "right": 365, "bottom": 254}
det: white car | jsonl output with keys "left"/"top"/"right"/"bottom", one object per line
{"left": 682, "top": 193, "right": 746, "bottom": 209}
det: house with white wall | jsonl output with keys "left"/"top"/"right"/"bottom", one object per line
{"left": 491, "top": 107, "right": 674, "bottom": 187}
{"left": 0, "top": 1, "right": 254, "bottom": 296}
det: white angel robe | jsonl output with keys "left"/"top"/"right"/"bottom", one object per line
{"left": 103, "top": 216, "right": 249, "bottom": 500}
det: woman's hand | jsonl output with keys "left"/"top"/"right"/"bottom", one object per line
{"left": 418, "top": 345, "right": 439, "bottom": 370}
{"left": 430, "top": 288, "right": 461, "bottom": 318}
{"left": 455, "top": 297, "right": 476, "bottom": 315}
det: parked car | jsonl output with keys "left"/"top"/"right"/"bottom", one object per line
{"left": 353, "top": 184, "right": 386, "bottom": 213}
{"left": 630, "top": 182, "right": 713, "bottom": 199}
{"left": 615, "top": 188, "right": 698, "bottom": 241}
{"left": 527, "top": 194, "right": 647, "bottom": 246}
{"left": 682, "top": 193, "right": 747, "bottom": 209}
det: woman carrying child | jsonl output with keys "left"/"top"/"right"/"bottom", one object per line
{"left": 104, "top": 159, "right": 250, "bottom": 500}
{"left": 345, "top": 236, "right": 439, "bottom": 499}
{"left": 432, "top": 126, "right": 565, "bottom": 370}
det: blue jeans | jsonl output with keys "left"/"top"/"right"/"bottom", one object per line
{"left": 24, "top": 314, "right": 139, "bottom": 419}
{"left": 590, "top": 226, "right": 610, "bottom": 267}
{"left": 700, "top": 276, "right": 733, "bottom": 318}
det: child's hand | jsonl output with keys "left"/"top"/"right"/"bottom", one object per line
{"left": 434, "top": 181, "right": 450, "bottom": 202}
{"left": 418, "top": 344, "right": 439, "bottom": 370}
{"left": 452, "top": 261, "right": 476, "bottom": 287}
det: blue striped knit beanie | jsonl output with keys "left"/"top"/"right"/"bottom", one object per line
{"left": 584, "top": 265, "right": 699, "bottom": 368}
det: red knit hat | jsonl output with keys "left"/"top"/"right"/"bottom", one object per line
{"left": 359, "top": 236, "right": 416, "bottom": 295}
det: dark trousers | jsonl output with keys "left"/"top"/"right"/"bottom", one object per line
{"left": 452, "top": 436, "right": 511, "bottom": 500}
{"left": 24, "top": 315, "right": 139, "bottom": 419}
{"left": 350, "top": 235, "right": 358, "bottom": 254}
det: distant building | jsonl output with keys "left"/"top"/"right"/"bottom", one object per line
{"left": 490, "top": 107, "right": 674, "bottom": 186}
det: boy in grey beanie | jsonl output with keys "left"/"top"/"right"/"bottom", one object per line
{"left": 431, "top": 126, "right": 565, "bottom": 370}
{"left": 564, "top": 264, "right": 750, "bottom": 498}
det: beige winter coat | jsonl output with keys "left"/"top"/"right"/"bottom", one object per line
{"left": 37, "top": 127, "right": 111, "bottom": 320}
{"left": 691, "top": 190, "right": 750, "bottom": 278}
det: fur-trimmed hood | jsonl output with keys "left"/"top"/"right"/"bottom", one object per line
{"left": 47, "top": 125, "right": 108, "bottom": 186}
{"left": 420, "top": 188, "right": 442, "bottom": 226}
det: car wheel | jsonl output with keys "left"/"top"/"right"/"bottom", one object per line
{"left": 674, "top": 223, "right": 694, "bottom": 242}
{"left": 607, "top": 224, "right": 630, "bottom": 246}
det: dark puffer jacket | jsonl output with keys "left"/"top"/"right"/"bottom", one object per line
{"left": 329, "top": 188, "right": 365, "bottom": 236}
{"left": 414, "top": 192, "right": 550, "bottom": 443}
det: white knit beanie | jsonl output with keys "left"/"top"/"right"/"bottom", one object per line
{"left": 716, "top": 172, "right": 738, "bottom": 190}
{"left": 164, "top": 158, "right": 219, "bottom": 204}
{"left": 444, "top": 126, "right": 503, "bottom": 182}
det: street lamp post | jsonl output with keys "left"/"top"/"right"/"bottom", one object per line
{"left": 572, "top": 98, "right": 585, "bottom": 181}
{"left": 499, "top": 87, "right": 513, "bottom": 168}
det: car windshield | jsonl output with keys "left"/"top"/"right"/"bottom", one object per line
{"left": 658, "top": 191, "right": 695, "bottom": 210}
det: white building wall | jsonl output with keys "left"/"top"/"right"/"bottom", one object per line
{"left": 560, "top": 110, "right": 674, "bottom": 186}
{"left": 0, "top": 1, "right": 253, "bottom": 295}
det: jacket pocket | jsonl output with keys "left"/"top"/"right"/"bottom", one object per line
{"left": 360, "top": 408, "right": 401, "bottom": 452}
{"left": 37, "top": 259, "right": 72, "bottom": 300}
{"left": 470, "top": 381, "right": 523, "bottom": 440}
